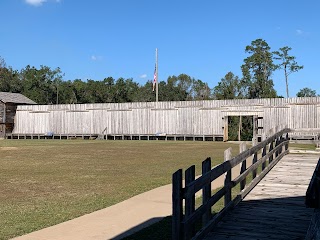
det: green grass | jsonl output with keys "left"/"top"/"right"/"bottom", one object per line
{"left": 290, "top": 143, "right": 317, "bottom": 151}
{"left": 0, "top": 140, "right": 237, "bottom": 240}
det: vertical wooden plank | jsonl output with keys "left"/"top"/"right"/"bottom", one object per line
{"left": 224, "top": 148, "right": 232, "bottom": 206}
{"left": 239, "top": 142, "right": 247, "bottom": 190}
{"left": 202, "top": 158, "right": 211, "bottom": 226}
{"left": 252, "top": 115, "right": 258, "bottom": 145}
{"left": 261, "top": 133, "right": 267, "bottom": 171}
{"left": 275, "top": 136, "right": 280, "bottom": 158}
{"left": 252, "top": 152, "right": 258, "bottom": 179}
{"left": 269, "top": 140, "right": 274, "bottom": 163}
{"left": 172, "top": 169, "right": 183, "bottom": 240}
{"left": 279, "top": 135, "right": 284, "bottom": 154}
{"left": 184, "top": 165, "right": 195, "bottom": 240}
{"left": 223, "top": 116, "right": 228, "bottom": 142}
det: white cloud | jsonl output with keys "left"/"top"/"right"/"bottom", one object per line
{"left": 25, "top": 0, "right": 47, "bottom": 6}
{"left": 91, "top": 55, "right": 103, "bottom": 61}
{"left": 25, "top": 0, "right": 61, "bottom": 6}
{"left": 140, "top": 74, "right": 147, "bottom": 79}
{"left": 296, "top": 29, "right": 303, "bottom": 35}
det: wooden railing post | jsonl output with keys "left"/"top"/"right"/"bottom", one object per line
{"left": 172, "top": 169, "right": 183, "bottom": 240}
{"left": 275, "top": 135, "right": 280, "bottom": 158}
{"left": 252, "top": 152, "right": 258, "bottom": 179}
{"left": 280, "top": 135, "right": 284, "bottom": 154}
{"left": 261, "top": 133, "right": 267, "bottom": 171}
{"left": 239, "top": 142, "right": 247, "bottom": 190}
{"left": 275, "top": 126, "right": 281, "bottom": 158}
{"left": 269, "top": 128, "right": 275, "bottom": 164}
{"left": 202, "top": 158, "right": 211, "bottom": 226}
{"left": 185, "top": 165, "right": 195, "bottom": 240}
{"left": 224, "top": 148, "right": 232, "bottom": 207}
{"left": 285, "top": 132, "right": 289, "bottom": 151}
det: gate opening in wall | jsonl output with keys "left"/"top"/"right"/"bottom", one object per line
{"left": 223, "top": 115, "right": 261, "bottom": 142}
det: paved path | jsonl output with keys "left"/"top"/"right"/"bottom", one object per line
{"left": 12, "top": 184, "right": 173, "bottom": 240}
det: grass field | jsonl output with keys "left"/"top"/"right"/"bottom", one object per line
{"left": 0, "top": 139, "right": 238, "bottom": 240}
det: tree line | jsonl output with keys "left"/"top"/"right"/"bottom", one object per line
{"left": 0, "top": 38, "right": 313, "bottom": 105}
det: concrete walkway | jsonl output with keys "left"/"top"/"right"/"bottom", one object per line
{"left": 12, "top": 184, "right": 173, "bottom": 240}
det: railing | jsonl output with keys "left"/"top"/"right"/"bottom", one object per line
{"left": 306, "top": 158, "right": 320, "bottom": 208}
{"left": 172, "top": 127, "right": 291, "bottom": 240}
{"left": 305, "top": 158, "right": 320, "bottom": 240}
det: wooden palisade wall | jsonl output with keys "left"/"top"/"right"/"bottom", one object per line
{"left": 12, "top": 97, "right": 320, "bottom": 136}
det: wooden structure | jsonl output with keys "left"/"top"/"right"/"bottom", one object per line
{"left": 305, "top": 158, "right": 320, "bottom": 239}
{"left": 0, "top": 92, "right": 36, "bottom": 138}
{"left": 172, "top": 127, "right": 290, "bottom": 239}
{"left": 306, "top": 158, "right": 320, "bottom": 208}
{"left": 10, "top": 97, "right": 320, "bottom": 140}
{"left": 172, "top": 128, "right": 319, "bottom": 239}
{"left": 205, "top": 153, "right": 317, "bottom": 240}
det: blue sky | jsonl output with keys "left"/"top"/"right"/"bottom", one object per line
{"left": 0, "top": 0, "right": 318, "bottom": 97}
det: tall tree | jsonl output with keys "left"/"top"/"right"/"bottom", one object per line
{"left": 102, "top": 77, "right": 116, "bottom": 102}
{"left": 161, "top": 74, "right": 192, "bottom": 101}
{"left": 191, "top": 79, "right": 211, "bottom": 100}
{"left": 273, "top": 46, "right": 304, "bottom": 98}
{"left": 133, "top": 80, "right": 154, "bottom": 102}
{"left": 213, "top": 72, "right": 242, "bottom": 100}
{"left": 296, "top": 87, "right": 317, "bottom": 97}
{"left": 241, "top": 39, "right": 277, "bottom": 99}
{"left": 20, "top": 65, "right": 63, "bottom": 104}
{"left": 58, "top": 80, "right": 77, "bottom": 104}
{"left": 0, "top": 57, "right": 22, "bottom": 93}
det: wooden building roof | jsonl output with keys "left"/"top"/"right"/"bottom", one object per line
{"left": 0, "top": 92, "right": 36, "bottom": 104}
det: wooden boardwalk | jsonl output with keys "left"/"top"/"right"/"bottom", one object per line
{"left": 204, "top": 153, "right": 319, "bottom": 240}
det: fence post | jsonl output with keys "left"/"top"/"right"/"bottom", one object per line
{"left": 269, "top": 139, "right": 274, "bottom": 163}
{"left": 239, "top": 142, "right": 247, "bottom": 190}
{"left": 185, "top": 165, "right": 195, "bottom": 240}
{"left": 275, "top": 135, "right": 280, "bottom": 158}
{"left": 172, "top": 169, "right": 183, "bottom": 240}
{"left": 268, "top": 128, "right": 275, "bottom": 164}
{"left": 252, "top": 151, "right": 258, "bottom": 179}
{"left": 261, "top": 133, "right": 267, "bottom": 171}
{"left": 280, "top": 134, "right": 284, "bottom": 154}
{"left": 285, "top": 132, "right": 289, "bottom": 151}
{"left": 224, "top": 148, "right": 232, "bottom": 207}
{"left": 202, "top": 158, "right": 212, "bottom": 226}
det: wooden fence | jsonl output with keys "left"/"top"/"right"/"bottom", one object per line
{"left": 172, "top": 127, "right": 290, "bottom": 240}
{"left": 12, "top": 97, "right": 320, "bottom": 138}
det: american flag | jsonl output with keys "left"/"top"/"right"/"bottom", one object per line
{"left": 152, "top": 65, "right": 157, "bottom": 92}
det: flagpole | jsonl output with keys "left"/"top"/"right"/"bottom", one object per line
{"left": 156, "top": 48, "right": 158, "bottom": 102}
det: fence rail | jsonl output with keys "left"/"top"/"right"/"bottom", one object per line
{"left": 172, "top": 127, "right": 291, "bottom": 240}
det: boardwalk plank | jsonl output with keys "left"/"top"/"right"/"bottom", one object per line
{"left": 204, "top": 154, "right": 319, "bottom": 240}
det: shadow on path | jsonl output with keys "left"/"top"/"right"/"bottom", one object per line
{"left": 205, "top": 196, "right": 313, "bottom": 240}
{"left": 112, "top": 216, "right": 171, "bottom": 240}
